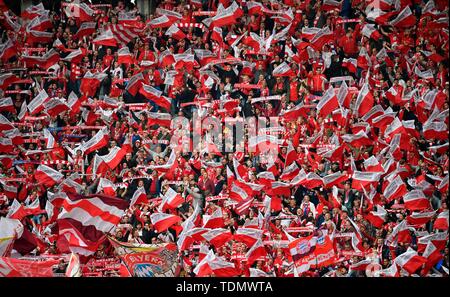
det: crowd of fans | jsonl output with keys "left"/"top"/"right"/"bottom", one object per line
{"left": 0, "top": 0, "right": 449, "bottom": 277}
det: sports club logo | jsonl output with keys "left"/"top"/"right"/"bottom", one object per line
{"left": 316, "top": 235, "right": 325, "bottom": 245}
{"left": 294, "top": 237, "right": 317, "bottom": 257}
{"left": 121, "top": 248, "right": 178, "bottom": 277}
{"left": 296, "top": 240, "right": 311, "bottom": 255}
{"left": 133, "top": 263, "right": 163, "bottom": 277}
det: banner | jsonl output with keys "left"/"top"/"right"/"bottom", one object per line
{"left": 0, "top": 257, "right": 59, "bottom": 277}
{"left": 234, "top": 83, "right": 261, "bottom": 89}
{"left": 336, "top": 18, "right": 360, "bottom": 24}
{"left": 250, "top": 95, "right": 281, "bottom": 103}
{"left": 109, "top": 237, "right": 178, "bottom": 277}
{"left": 192, "top": 11, "right": 216, "bottom": 16}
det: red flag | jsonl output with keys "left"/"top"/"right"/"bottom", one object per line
{"left": 129, "top": 188, "right": 148, "bottom": 208}
{"left": 62, "top": 48, "right": 88, "bottom": 64}
{"left": 423, "top": 122, "right": 448, "bottom": 141}
{"left": 383, "top": 175, "right": 408, "bottom": 202}
{"left": 288, "top": 235, "right": 317, "bottom": 273}
{"left": 316, "top": 87, "right": 339, "bottom": 117}
{"left": 93, "top": 28, "right": 118, "bottom": 47}
{"left": 310, "top": 27, "right": 333, "bottom": 50}
{"left": 100, "top": 146, "right": 127, "bottom": 170}
{"left": 6, "top": 200, "right": 28, "bottom": 221}
{"left": 248, "top": 135, "right": 279, "bottom": 155}
{"left": 433, "top": 210, "right": 449, "bottom": 231}
{"left": 125, "top": 72, "right": 145, "bottom": 96}
{"left": 150, "top": 212, "right": 181, "bottom": 233}
{"left": 81, "top": 128, "right": 109, "bottom": 155}
{"left": 0, "top": 39, "right": 17, "bottom": 62}
{"left": 394, "top": 248, "right": 427, "bottom": 275}
{"left": 247, "top": 1, "right": 265, "bottom": 15}
{"left": 322, "top": 0, "right": 343, "bottom": 11}
{"left": 57, "top": 219, "right": 104, "bottom": 256}
{"left": 353, "top": 83, "right": 374, "bottom": 117}
{"left": 234, "top": 196, "right": 254, "bottom": 216}
{"left": 211, "top": 27, "right": 224, "bottom": 46}
{"left": 403, "top": 190, "right": 431, "bottom": 211}
{"left": 364, "top": 205, "right": 387, "bottom": 228}
{"left": 65, "top": 253, "right": 82, "bottom": 277}
{"left": 145, "top": 112, "right": 171, "bottom": 127}
{"left": 272, "top": 61, "right": 295, "bottom": 77}
{"left": 342, "top": 130, "right": 373, "bottom": 148}
{"left": 389, "top": 6, "right": 416, "bottom": 28}
{"left": 361, "top": 23, "right": 382, "bottom": 40}
{"left": 0, "top": 97, "right": 16, "bottom": 113}
{"left": 147, "top": 15, "right": 173, "bottom": 29}
{"left": 117, "top": 46, "right": 135, "bottom": 65}
{"left": 58, "top": 194, "right": 128, "bottom": 233}
{"left": 34, "top": 165, "right": 64, "bottom": 187}
{"left": 80, "top": 71, "right": 108, "bottom": 97}
{"left": 233, "top": 228, "right": 264, "bottom": 247}
{"left": 193, "top": 250, "right": 239, "bottom": 277}
{"left": 139, "top": 84, "right": 172, "bottom": 110}
{"left": 407, "top": 210, "right": 436, "bottom": 227}
{"left": 421, "top": 241, "right": 444, "bottom": 276}
{"left": 342, "top": 58, "right": 358, "bottom": 74}
{"left": 202, "top": 228, "right": 233, "bottom": 248}
{"left": 43, "top": 98, "right": 69, "bottom": 117}
{"left": 27, "top": 89, "right": 49, "bottom": 115}
{"left": 202, "top": 208, "right": 225, "bottom": 228}
{"left": 229, "top": 180, "right": 253, "bottom": 202}
{"left": 322, "top": 172, "right": 349, "bottom": 188}
{"left": 267, "top": 181, "right": 291, "bottom": 197}
{"left": 245, "top": 239, "right": 267, "bottom": 265}
{"left": 280, "top": 162, "right": 300, "bottom": 181}
{"left": 417, "top": 232, "right": 448, "bottom": 254}
{"left": 280, "top": 102, "right": 312, "bottom": 121}
{"left": 165, "top": 24, "right": 186, "bottom": 40}
{"left": 21, "top": 48, "right": 60, "bottom": 69}
{"left": 352, "top": 171, "right": 382, "bottom": 190}
{"left": 160, "top": 187, "right": 184, "bottom": 211}
{"left": 64, "top": 2, "right": 95, "bottom": 22}
{"left": 118, "top": 11, "right": 141, "bottom": 27}
{"left": 27, "top": 14, "right": 53, "bottom": 31}
{"left": 96, "top": 178, "right": 117, "bottom": 196}
{"left": 0, "top": 73, "right": 19, "bottom": 91}
{"left": 21, "top": 3, "right": 46, "bottom": 20}
{"left": 109, "top": 24, "right": 143, "bottom": 45}
{"left": 73, "top": 22, "right": 97, "bottom": 40}
{"left": 209, "top": 2, "right": 243, "bottom": 28}
{"left": 26, "top": 30, "right": 54, "bottom": 45}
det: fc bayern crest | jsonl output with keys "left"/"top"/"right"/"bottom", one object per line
{"left": 296, "top": 240, "right": 311, "bottom": 255}
{"left": 133, "top": 263, "right": 163, "bottom": 277}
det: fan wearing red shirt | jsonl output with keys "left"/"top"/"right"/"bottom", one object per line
{"left": 138, "top": 43, "right": 156, "bottom": 62}
{"left": 307, "top": 65, "right": 327, "bottom": 96}
{"left": 338, "top": 27, "right": 360, "bottom": 58}
{"left": 102, "top": 48, "right": 114, "bottom": 70}
{"left": 198, "top": 170, "right": 215, "bottom": 196}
